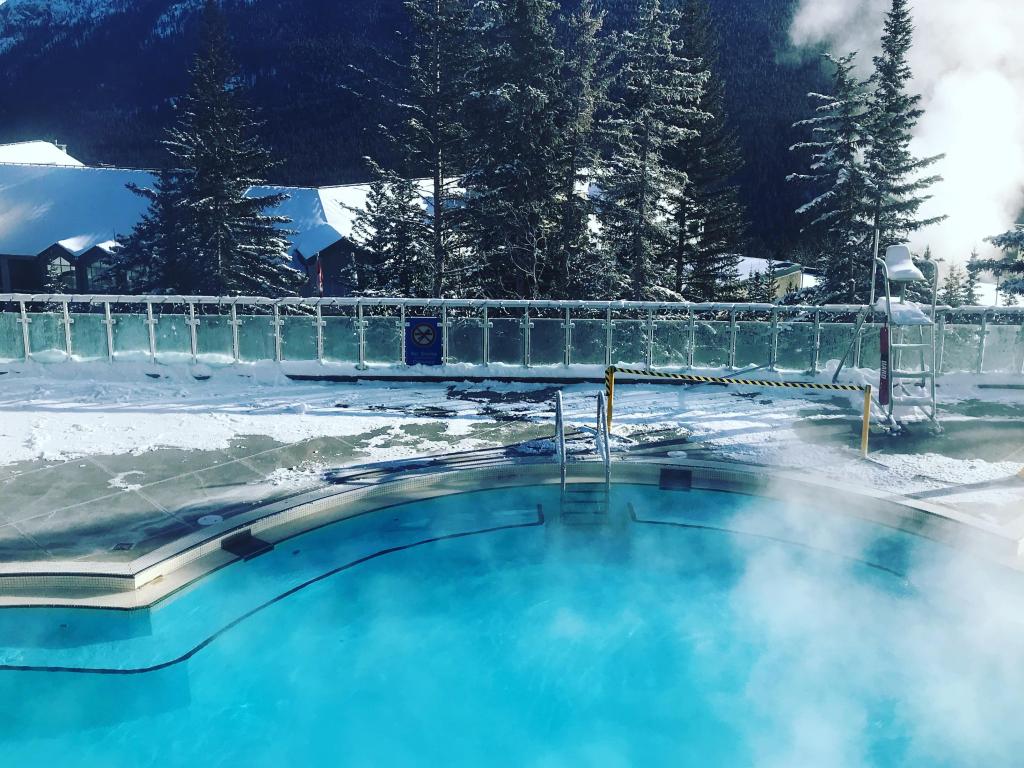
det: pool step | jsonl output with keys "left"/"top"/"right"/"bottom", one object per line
{"left": 560, "top": 484, "right": 609, "bottom": 524}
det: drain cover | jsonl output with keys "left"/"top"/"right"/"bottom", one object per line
{"left": 197, "top": 515, "right": 224, "bottom": 526}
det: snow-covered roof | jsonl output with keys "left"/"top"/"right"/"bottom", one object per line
{"left": 0, "top": 140, "right": 83, "bottom": 167}
{"left": 0, "top": 162, "right": 395, "bottom": 261}
{"left": 0, "top": 163, "right": 152, "bottom": 257}
{"left": 736, "top": 257, "right": 803, "bottom": 280}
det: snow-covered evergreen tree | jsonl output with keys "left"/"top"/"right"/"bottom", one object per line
{"left": 964, "top": 249, "right": 982, "bottom": 306}
{"left": 116, "top": 0, "right": 302, "bottom": 297}
{"left": 595, "top": 0, "right": 708, "bottom": 300}
{"left": 353, "top": 166, "right": 427, "bottom": 296}
{"left": 549, "top": 0, "right": 607, "bottom": 298}
{"left": 863, "top": 0, "right": 945, "bottom": 251}
{"left": 939, "top": 263, "right": 969, "bottom": 307}
{"left": 665, "top": 0, "right": 745, "bottom": 302}
{"left": 398, "top": 0, "right": 476, "bottom": 297}
{"left": 745, "top": 259, "right": 779, "bottom": 303}
{"left": 983, "top": 226, "right": 1024, "bottom": 297}
{"left": 462, "top": 0, "right": 565, "bottom": 298}
{"left": 789, "top": 52, "right": 874, "bottom": 303}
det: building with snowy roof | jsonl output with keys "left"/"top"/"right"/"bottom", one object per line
{"left": 0, "top": 141, "right": 399, "bottom": 295}
{"left": 735, "top": 257, "right": 819, "bottom": 299}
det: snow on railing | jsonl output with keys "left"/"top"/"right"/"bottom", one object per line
{"left": 1, "top": 294, "right": 1022, "bottom": 375}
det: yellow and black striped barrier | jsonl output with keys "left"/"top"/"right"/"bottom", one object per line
{"left": 604, "top": 366, "right": 874, "bottom": 458}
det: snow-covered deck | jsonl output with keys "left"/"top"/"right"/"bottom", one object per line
{"left": 0, "top": 364, "right": 1021, "bottom": 584}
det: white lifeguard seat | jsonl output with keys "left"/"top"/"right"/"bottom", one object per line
{"left": 884, "top": 244, "right": 925, "bottom": 282}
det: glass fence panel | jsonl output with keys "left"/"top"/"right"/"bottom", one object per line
{"left": 773, "top": 323, "right": 815, "bottom": 371}
{"left": 0, "top": 312, "right": 25, "bottom": 361}
{"left": 70, "top": 313, "right": 108, "bottom": 360}
{"left": 448, "top": 317, "right": 483, "bottom": 365}
{"left": 489, "top": 318, "right": 523, "bottom": 365}
{"left": 570, "top": 319, "right": 607, "bottom": 365}
{"left": 858, "top": 324, "right": 883, "bottom": 369}
{"left": 281, "top": 316, "right": 317, "bottom": 362}
{"left": 692, "top": 320, "right": 729, "bottom": 368}
{"left": 27, "top": 312, "right": 65, "bottom": 362}
{"left": 364, "top": 317, "right": 402, "bottom": 364}
{"left": 322, "top": 316, "right": 358, "bottom": 363}
{"left": 530, "top": 319, "right": 564, "bottom": 366}
{"left": 237, "top": 314, "right": 275, "bottom": 362}
{"left": 196, "top": 316, "right": 233, "bottom": 363}
{"left": 818, "top": 323, "right": 857, "bottom": 366}
{"left": 611, "top": 320, "right": 645, "bottom": 365}
{"left": 652, "top": 319, "right": 689, "bottom": 368}
{"left": 982, "top": 325, "right": 1024, "bottom": 373}
{"left": 939, "top": 324, "right": 980, "bottom": 373}
{"left": 112, "top": 314, "right": 150, "bottom": 360}
{"left": 154, "top": 313, "right": 191, "bottom": 363}
{"left": 734, "top": 321, "right": 774, "bottom": 369}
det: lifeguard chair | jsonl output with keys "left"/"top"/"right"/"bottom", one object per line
{"left": 875, "top": 245, "right": 939, "bottom": 426}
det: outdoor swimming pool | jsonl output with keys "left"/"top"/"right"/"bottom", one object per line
{"left": 1, "top": 483, "right": 1022, "bottom": 766}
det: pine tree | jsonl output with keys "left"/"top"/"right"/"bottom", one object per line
{"left": 863, "top": 0, "right": 945, "bottom": 253}
{"left": 745, "top": 259, "right": 779, "bottom": 303}
{"left": 352, "top": 166, "right": 427, "bottom": 297}
{"left": 939, "top": 263, "right": 968, "bottom": 307}
{"left": 965, "top": 249, "right": 981, "bottom": 305}
{"left": 789, "top": 52, "right": 874, "bottom": 304}
{"left": 549, "top": 0, "right": 606, "bottom": 298}
{"left": 983, "top": 226, "right": 1024, "bottom": 298}
{"left": 398, "top": 0, "right": 476, "bottom": 297}
{"left": 665, "top": 0, "right": 745, "bottom": 302}
{"left": 113, "top": 171, "right": 190, "bottom": 292}
{"left": 595, "top": 0, "right": 708, "bottom": 300}
{"left": 116, "top": 0, "right": 302, "bottom": 296}
{"left": 462, "top": 0, "right": 565, "bottom": 299}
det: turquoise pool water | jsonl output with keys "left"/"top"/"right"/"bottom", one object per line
{"left": 1, "top": 484, "right": 1022, "bottom": 767}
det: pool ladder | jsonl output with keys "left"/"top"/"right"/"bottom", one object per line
{"left": 554, "top": 391, "right": 611, "bottom": 524}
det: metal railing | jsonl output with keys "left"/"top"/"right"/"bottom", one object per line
{"left": 2, "top": 293, "right": 1022, "bottom": 376}
{"left": 554, "top": 390, "right": 567, "bottom": 492}
{"left": 595, "top": 391, "right": 612, "bottom": 488}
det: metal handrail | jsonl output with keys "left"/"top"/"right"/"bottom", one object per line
{"left": 554, "top": 390, "right": 567, "bottom": 492}
{"left": 595, "top": 391, "right": 611, "bottom": 488}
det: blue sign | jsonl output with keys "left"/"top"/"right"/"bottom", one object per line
{"left": 405, "top": 317, "right": 443, "bottom": 366}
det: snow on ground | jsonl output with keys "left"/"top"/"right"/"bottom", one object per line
{"left": 1, "top": 361, "right": 1022, "bottom": 506}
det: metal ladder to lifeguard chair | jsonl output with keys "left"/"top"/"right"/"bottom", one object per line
{"left": 875, "top": 244, "right": 940, "bottom": 427}
{"left": 831, "top": 244, "right": 940, "bottom": 429}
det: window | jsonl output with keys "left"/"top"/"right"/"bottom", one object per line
{"left": 46, "top": 256, "right": 75, "bottom": 291}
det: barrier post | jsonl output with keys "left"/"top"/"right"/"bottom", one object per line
{"left": 861, "top": 384, "right": 872, "bottom": 458}
{"left": 605, "top": 366, "right": 616, "bottom": 427}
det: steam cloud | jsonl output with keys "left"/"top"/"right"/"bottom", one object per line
{"left": 789, "top": 0, "right": 1024, "bottom": 264}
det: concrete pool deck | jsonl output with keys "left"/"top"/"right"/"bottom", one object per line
{"left": 1, "top": 376, "right": 1022, "bottom": 566}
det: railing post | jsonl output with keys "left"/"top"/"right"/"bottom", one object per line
{"left": 936, "top": 312, "right": 946, "bottom": 375}
{"left": 103, "top": 301, "right": 115, "bottom": 363}
{"left": 768, "top": 308, "right": 779, "bottom": 371}
{"left": 482, "top": 305, "right": 490, "bottom": 365}
{"left": 315, "top": 304, "right": 324, "bottom": 364}
{"left": 811, "top": 310, "right": 821, "bottom": 374}
{"left": 17, "top": 300, "right": 31, "bottom": 361}
{"left": 686, "top": 308, "right": 695, "bottom": 369}
{"left": 272, "top": 304, "right": 284, "bottom": 362}
{"left": 356, "top": 302, "right": 366, "bottom": 370}
{"left": 523, "top": 307, "right": 532, "bottom": 368}
{"left": 146, "top": 301, "right": 157, "bottom": 363}
{"left": 604, "top": 307, "right": 613, "bottom": 368}
{"left": 976, "top": 311, "right": 988, "bottom": 374}
{"left": 563, "top": 306, "right": 572, "bottom": 367}
{"left": 186, "top": 302, "right": 198, "bottom": 364}
{"left": 229, "top": 303, "right": 240, "bottom": 364}
{"left": 645, "top": 308, "right": 655, "bottom": 368}
{"left": 441, "top": 304, "right": 450, "bottom": 365}
{"left": 727, "top": 309, "right": 737, "bottom": 370}
{"left": 399, "top": 303, "right": 407, "bottom": 366}
{"left": 62, "top": 300, "right": 73, "bottom": 359}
